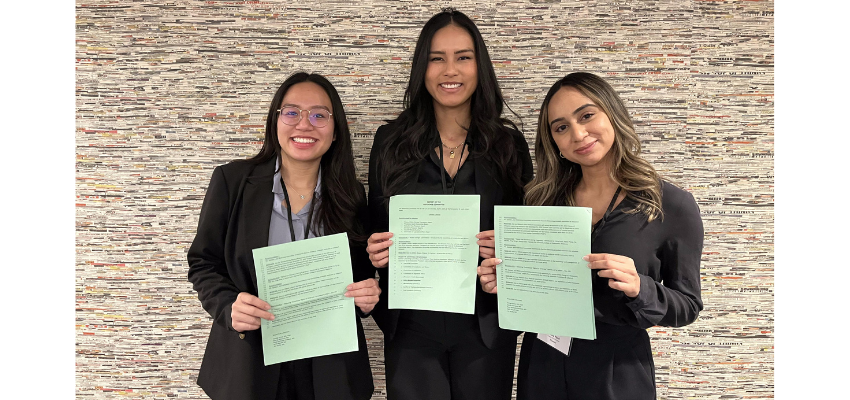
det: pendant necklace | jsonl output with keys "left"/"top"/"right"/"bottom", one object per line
{"left": 285, "top": 184, "right": 308, "bottom": 200}
{"left": 442, "top": 141, "right": 464, "bottom": 159}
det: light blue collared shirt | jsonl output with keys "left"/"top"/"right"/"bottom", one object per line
{"left": 269, "top": 160, "right": 323, "bottom": 246}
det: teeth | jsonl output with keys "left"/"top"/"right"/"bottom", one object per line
{"left": 292, "top": 137, "right": 316, "bottom": 143}
{"left": 441, "top": 83, "right": 461, "bottom": 89}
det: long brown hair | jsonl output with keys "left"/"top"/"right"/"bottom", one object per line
{"left": 525, "top": 72, "right": 663, "bottom": 221}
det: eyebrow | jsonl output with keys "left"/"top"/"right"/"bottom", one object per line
{"left": 549, "top": 103, "right": 597, "bottom": 127}
{"left": 429, "top": 49, "right": 475, "bottom": 55}
{"left": 281, "top": 103, "right": 331, "bottom": 111}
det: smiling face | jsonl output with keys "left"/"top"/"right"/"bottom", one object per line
{"left": 547, "top": 86, "right": 616, "bottom": 170}
{"left": 424, "top": 24, "right": 478, "bottom": 112}
{"left": 276, "top": 81, "right": 335, "bottom": 166}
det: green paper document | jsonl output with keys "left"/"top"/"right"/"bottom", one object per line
{"left": 251, "top": 232, "right": 358, "bottom": 366}
{"left": 388, "top": 195, "right": 480, "bottom": 314}
{"left": 494, "top": 206, "right": 596, "bottom": 340}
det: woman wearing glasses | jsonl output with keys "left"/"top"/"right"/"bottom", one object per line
{"left": 477, "top": 72, "right": 704, "bottom": 400}
{"left": 365, "top": 9, "right": 533, "bottom": 400}
{"left": 188, "top": 72, "right": 378, "bottom": 400}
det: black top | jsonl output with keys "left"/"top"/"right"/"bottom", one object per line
{"left": 397, "top": 140, "right": 479, "bottom": 337}
{"left": 367, "top": 122, "right": 534, "bottom": 347}
{"left": 515, "top": 181, "right": 704, "bottom": 400}
{"left": 419, "top": 140, "right": 476, "bottom": 195}
{"left": 591, "top": 181, "right": 704, "bottom": 335}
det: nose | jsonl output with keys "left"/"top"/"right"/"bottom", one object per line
{"left": 571, "top": 126, "right": 588, "bottom": 142}
{"left": 295, "top": 110, "right": 313, "bottom": 129}
{"left": 444, "top": 59, "right": 459, "bottom": 76}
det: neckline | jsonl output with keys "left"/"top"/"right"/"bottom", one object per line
{"left": 590, "top": 187, "right": 623, "bottom": 243}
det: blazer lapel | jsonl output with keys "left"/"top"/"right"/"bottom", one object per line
{"left": 238, "top": 158, "right": 275, "bottom": 289}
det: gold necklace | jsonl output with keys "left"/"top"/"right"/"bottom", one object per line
{"left": 441, "top": 141, "right": 464, "bottom": 159}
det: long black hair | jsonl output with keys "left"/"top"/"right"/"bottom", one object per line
{"left": 377, "top": 9, "right": 524, "bottom": 200}
{"left": 250, "top": 72, "right": 367, "bottom": 242}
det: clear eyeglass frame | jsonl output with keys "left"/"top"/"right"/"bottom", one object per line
{"left": 276, "top": 106, "right": 333, "bottom": 128}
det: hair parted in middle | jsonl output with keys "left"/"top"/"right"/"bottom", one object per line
{"left": 375, "top": 8, "right": 525, "bottom": 203}
{"left": 525, "top": 72, "right": 663, "bottom": 221}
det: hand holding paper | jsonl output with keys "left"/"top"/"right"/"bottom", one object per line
{"left": 231, "top": 292, "right": 274, "bottom": 332}
{"left": 476, "top": 230, "right": 496, "bottom": 259}
{"left": 345, "top": 278, "right": 381, "bottom": 314}
{"left": 366, "top": 232, "right": 393, "bottom": 268}
{"left": 585, "top": 253, "right": 641, "bottom": 298}
{"left": 477, "top": 257, "right": 501, "bottom": 294}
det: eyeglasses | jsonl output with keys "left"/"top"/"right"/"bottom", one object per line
{"left": 277, "top": 106, "right": 333, "bottom": 128}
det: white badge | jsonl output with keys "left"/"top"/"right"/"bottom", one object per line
{"left": 538, "top": 334, "right": 572, "bottom": 356}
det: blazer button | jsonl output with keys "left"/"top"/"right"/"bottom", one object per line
{"left": 239, "top": 333, "right": 246, "bottom": 340}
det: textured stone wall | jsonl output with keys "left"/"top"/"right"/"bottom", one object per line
{"left": 75, "top": 1, "right": 774, "bottom": 398}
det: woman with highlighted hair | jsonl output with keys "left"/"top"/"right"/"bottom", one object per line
{"left": 478, "top": 72, "right": 704, "bottom": 400}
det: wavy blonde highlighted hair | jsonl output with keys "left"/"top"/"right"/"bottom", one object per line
{"left": 525, "top": 72, "right": 663, "bottom": 221}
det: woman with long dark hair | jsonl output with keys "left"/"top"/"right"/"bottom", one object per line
{"left": 365, "top": 9, "right": 533, "bottom": 400}
{"left": 188, "top": 72, "right": 378, "bottom": 400}
{"left": 478, "top": 72, "right": 704, "bottom": 399}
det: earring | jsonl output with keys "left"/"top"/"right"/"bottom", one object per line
{"left": 559, "top": 151, "right": 566, "bottom": 159}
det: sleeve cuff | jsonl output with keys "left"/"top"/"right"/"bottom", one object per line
{"left": 624, "top": 274, "right": 654, "bottom": 311}
{"left": 356, "top": 307, "right": 373, "bottom": 318}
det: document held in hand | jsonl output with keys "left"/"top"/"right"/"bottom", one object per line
{"left": 252, "top": 232, "right": 359, "bottom": 366}
{"left": 388, "top": 194, "right": 481, "bottom": 314}
{"left": 494, "top": 206, "right": 596, "bottom": 340}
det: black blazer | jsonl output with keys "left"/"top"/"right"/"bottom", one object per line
{"left": 366, "top": 123, "right": 534, "bottom": 348}
{"left": 187, "top": 157, "right": 374, "bottom": 400}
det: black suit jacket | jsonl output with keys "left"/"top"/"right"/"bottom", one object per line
{"left": 366, "top": 123, "right": 534, "bottom": 348}
{"left": 187, "top": 157, "right": 374, "bottom": 400}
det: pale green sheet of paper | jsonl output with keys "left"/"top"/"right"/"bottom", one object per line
{"left": 494, "top": 206, "right": 596, "bottom": 340}
{"left": 252, "top": 232, "right": 358, "bottom": 366}
{"left": 388, "top": 195, "right": 480, "bottom": 314}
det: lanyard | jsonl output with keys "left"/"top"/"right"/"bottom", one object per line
{"left": 590, "top": 186, "right": 622, "bottom": 244}
{"left": 279, "top": 175, "right": 316, "bottom": 242}
{"left": 437, "top": 136, "right": 467, "bottom": 195}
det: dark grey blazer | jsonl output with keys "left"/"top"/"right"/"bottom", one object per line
{"left": 366, "top": 123, "right": 534, "bottom": 348}
{"left": 187, "top": 157, "right": 374, "bottom": 400}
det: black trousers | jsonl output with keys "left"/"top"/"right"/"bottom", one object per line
{"left": 274, "top": 358, "right": 315, "bottom": 400}
{"left": 517, "top": 325, "right": 656, "bottom": 400}
{"left": 385, "top": 310, "right": 517, "bottom": 400}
